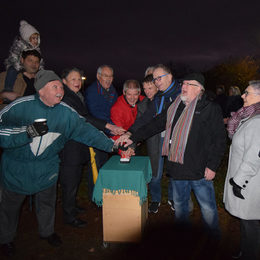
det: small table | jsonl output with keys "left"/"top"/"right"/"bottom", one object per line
{"left": 92, "top": 155, "right": 152, "bottom": 243}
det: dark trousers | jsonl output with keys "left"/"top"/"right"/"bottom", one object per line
{"left": 0, "top": 184, "right": 57, "bottom": 244}
{"left": 93, "top": 148, "right": 108, "bottom": 170}
{"left": 59, "top": 141, "right": 92, "bottom": 223}
{"left": 240, "top": 219, "right": 260, "bottom": 260}
{"left": 59, "top": 163, "right": 93, "bottom": 223}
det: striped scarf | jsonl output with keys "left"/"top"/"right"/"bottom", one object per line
{"left": 162, "top": 94, "right": 199, "bottom": 164}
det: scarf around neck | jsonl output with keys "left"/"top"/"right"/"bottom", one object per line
{"left": 97, "top": 80, "right": 116, "bottom": 104}
{"left": 227, "top": 101, "right": 260, "bottom": 138}
{"left": 162, "top": 94, "right": 199, "bottom": 164}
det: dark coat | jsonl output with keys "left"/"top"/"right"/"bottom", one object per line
{"left": 136, "top": 97, "right": 162, "bottom": 177}
{"left": 60, "top": 85, "right": 107, "bottom": 165}
{"left": 131, "top": 94, "right": 226, "bottom": 180}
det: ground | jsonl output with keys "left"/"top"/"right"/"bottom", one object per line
{"left": 1, "top": 179, "right": 241, "bottom": 260}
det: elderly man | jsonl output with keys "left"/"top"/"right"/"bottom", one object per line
{"left": 85, "top": 65, "right": 121, "bottom": 169}
{"left": 121, "top": 64, "right": 181, "bottom": 213}
{"left": 0, "top": 70, "right": 116, "bottom": 257}
{"left": 117, "top": 73, "right": 226, "bottom": 238}
{"left": 0, "top": 49, "right": 41, "bottom": 107}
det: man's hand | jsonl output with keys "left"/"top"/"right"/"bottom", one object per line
{"left": 106, "top": 123, "right": 126, "bottom": 135}
{"left": 121, "top": 147, "right": 135, "bottom": 158}
{"left": 229, "top": 178, "right": 245, "bottom": 199}
{"left": 26, "top": 121, "right": 48, "bottom": 138}
{"left": 204, "top": 167, "right": 216, "bottom": 180}
{"left": 115, "top": 132, "right": 132, "bottom": 146}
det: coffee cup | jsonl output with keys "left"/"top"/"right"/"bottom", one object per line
{"left": 34, "top": 118, "right": 47, "bottom": 125}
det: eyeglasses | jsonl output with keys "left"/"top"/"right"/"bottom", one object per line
{"left": 181, "top": 82, "right": 200, "bottom": 87}
{"left": 99, "top": 73, "right": 113, "bottom": 78}
{"left": 152, "top": 73, "right": 169, "bottom": 83}
{"left": 243, "top": 90, "right": 260, "bottom": 97}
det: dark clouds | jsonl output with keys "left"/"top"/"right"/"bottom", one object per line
{"left": 1, "top": 0, "right": 260, "bottom": 83}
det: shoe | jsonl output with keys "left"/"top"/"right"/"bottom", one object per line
{"left": 1, "top": 242, "right": 15, "bottom": 257}
{"left": 40, "top": 233, "right": 62, "bottom": 247}
{"left": 232, "top": 251, "right": 242, "bottom": 259}
{"left": 75, "top": 206, "right": 86, "bottom": 214}
{"left": 148, "top": 202, "right": 160, "bottom": 213}
{"left": 167, "top": 200, "right": 175, "bottom": 211}
{"left": 66, "top": 218, "right": 87, "bottom": 228}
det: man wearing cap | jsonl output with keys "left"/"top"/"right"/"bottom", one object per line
{"left": 0, "top": 70, "right": 116, "bottom": 257}
{"left": 116, "top": 73, "right": 226, "bottom": 239}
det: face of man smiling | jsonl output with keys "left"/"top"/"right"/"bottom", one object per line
{"left": 39, "top": 80, "right": 64, "bottom": 107}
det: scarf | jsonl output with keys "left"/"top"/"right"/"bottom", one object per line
{"left": 97, "top": 80, "right": 117, "bottom": 104}
{"left": 227, "top": 101, "right": 260, "bottom": 138}
{"left": 162, "top": 94, "right": 199, "bottom": 164}
{"left": 154, "top": 80, "right": 181, "bottom": 115}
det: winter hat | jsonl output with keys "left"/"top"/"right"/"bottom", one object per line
{"left": 182, "top": 73, "right": 205, "bottom": 89}
{"left": 19, "top": 20, "right": 39, "bottom": 43}
{"left": 34, "top": 70, "right": 62, "bottom": 92}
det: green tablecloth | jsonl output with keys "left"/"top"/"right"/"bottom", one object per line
{"left": 92, "top": 155, "right": 152, "bottom": 206}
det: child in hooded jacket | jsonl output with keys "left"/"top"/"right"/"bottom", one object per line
{"left": 3, "top": 20, "right": 44, "bottom": 91}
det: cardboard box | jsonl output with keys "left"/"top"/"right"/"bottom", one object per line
{"left": 102, "top": 190, "right": 148, "bottom": 243}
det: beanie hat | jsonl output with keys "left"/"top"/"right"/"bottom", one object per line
{"left": 182, "top": 73, "right": 205, "bottom": 89}
{"left": 34, "top": 70, "right": 62, "bottom": 92}
{"left": 19, "top": 20, "right": 39, "bottom": 43}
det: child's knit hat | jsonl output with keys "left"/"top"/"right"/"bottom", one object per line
{"left": 19, "top": 20, "right": 39, "bottom": 43}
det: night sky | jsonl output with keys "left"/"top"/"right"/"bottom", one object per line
{"left": 1, "top": 0, "right": 260, "bottom": 87}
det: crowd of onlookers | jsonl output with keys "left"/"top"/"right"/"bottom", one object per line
{"left": 0, "top": 20, "right": 259, "bottom": 260}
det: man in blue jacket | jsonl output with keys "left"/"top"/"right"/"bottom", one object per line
{"left": 0, "top": 70, "right": 115, "bottom": 257}
{"left": 85, "top": 65, "right": 119, "bottom": 170}
{"left": 127, "top": 64, "right": 181, "bottom": 213}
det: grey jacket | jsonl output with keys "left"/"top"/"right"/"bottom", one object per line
{"left": 224, "top": 114, "right": 260, "bottom": 219}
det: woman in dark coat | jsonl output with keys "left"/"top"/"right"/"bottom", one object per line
{"left": 59, "top": 68, "right": 124, "bottom": 228}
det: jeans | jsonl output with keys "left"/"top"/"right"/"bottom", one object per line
{"left": 149, "top": 137, "right": 173, "bottom": 202}
{"left": 171, "top": 178, "right": 220, "bottom": 237}
{"left": 149, "top": 155, "right": 174, "bottom": 202}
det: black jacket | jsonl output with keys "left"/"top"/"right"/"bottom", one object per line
{"left": 131, "top": 94, "right": 226, "bottom": 180}
{"left": 60, "top": 85, "right": 108, "bottom": 165}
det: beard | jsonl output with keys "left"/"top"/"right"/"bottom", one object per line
{"left": 180, "top": 94, "right": 188, "bottom": 103}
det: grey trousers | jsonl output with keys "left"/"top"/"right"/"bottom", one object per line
{"left": 0, "top": 184, "right": 57, "bottom": 244}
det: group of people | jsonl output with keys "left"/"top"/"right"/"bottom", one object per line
{"left": 0, "top": 20, "right": 259, "bottom": 260}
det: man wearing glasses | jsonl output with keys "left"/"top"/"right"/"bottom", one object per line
{"left": 85, "top": 65, "right": 120, "bottom": 170}
{"left": 117, "top": 73, "right": 226, "bottom": 240}
{"left": 123, "top": 64, "right": 181, "bottom": 213}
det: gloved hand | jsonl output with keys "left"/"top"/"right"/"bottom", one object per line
{"left": 112, "top": 143, "right": 130, "bottom": 152}
{"left": 229, "top": 178, "right": 245, "bottom": 199}
{"left": 26, "top": 121, "right": 48, "bottom": 138}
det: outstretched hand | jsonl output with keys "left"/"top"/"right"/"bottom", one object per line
{"left": 106, "top": 124, "right": 126, "bottom": 135}
{"left": 121, "top": 147, "right": 135, "bottom": 158}
{"left": 115, "top": 132, "right": 132, "bottom": 146}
